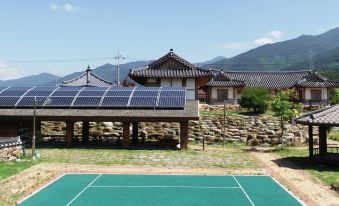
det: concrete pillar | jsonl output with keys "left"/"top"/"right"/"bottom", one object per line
{"left": 318, "top": 125, "right": 327, "bottom": 157}
{"left": 180, "top": 121, "right": 189, "bottom": 150}
{"left": 36, "top": 120, "right": 42, "bottom": 139}
{"left": 66, "top": 121, "right": 74, "bottom": 147}
{"left": 122, "top": 122, "right": 130, "bottom": 148}
{"left": 308, "top": 125, "right": 313, "bottom": 158}
{"left": 82, "top": 121, "right": 89, "bottom": 144}
{"left": 132, "top": 122, "right": 139, "bottom": 144}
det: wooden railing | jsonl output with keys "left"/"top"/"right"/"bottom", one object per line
{"left": 313, "top": 146, "right": 339, "bottom": 155}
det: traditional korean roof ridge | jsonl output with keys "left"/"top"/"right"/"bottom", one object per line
{"left": 295, "top": 104, "right": 339, "bottom": 126}
{"left": 129, "top": 49, "right": 213, "bottom": 80}
{"left": 61, "top": 66, "right": 116, "bottom": 87}
{"left": 205, "top": 70, "right": 245, "bottom": 87}
{"left": 205, "top": 70, "right": 339, "bottom": 89}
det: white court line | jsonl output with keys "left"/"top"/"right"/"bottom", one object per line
{"left": 233, "top": 176, "right": 255, "bottom": 206}
{"left": 65, "top": 174, "right": 102, "bottom": 206}
{"left": 17, "top": 173, "right": 66, "bottom": 204}
{"left": 89, "top": 185, "right": 241, "bottom": 189}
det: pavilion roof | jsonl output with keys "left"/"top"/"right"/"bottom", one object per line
{"left": 295, "top": 104, "right": 339, "bottom": 126}
{"left": 61, "top": 66, "right": 116, "bottom": 87}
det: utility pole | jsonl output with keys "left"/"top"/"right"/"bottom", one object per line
{"left": 114, "top": 51, "right": 125, "bottom": 86}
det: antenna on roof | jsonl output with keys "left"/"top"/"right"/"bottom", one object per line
{"left": 114, "top": 51, "right": 125, "bottom": 87}
{"left": 309, "top": 50, "right": 314, "bottom": 71}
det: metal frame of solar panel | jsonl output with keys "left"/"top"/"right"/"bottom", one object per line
{"left": 0, "top": 86, "right": 186, "bottom": 109}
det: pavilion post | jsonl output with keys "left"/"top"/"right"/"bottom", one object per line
{"left": 82, "top": 121, "right": 89, "bottom": 144}
{"left": 132, "top": 122, "right": 139, "bottom": 144}
{"left": 122, "top": 122, "right": 130, "bottom": 148}
{"left": 66, "top": 121, "right": 74, "bottom": 147}
{"left": 318, "top": 125, "right": 327, "bottom": 157}
{"left": 180, "top": 120, "right": 189, "bottom": 150}
{"left": 308, "top": 125, "right": 314, "bottom": 158}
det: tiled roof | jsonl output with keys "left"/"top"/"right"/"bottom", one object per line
{"left": 296, "top": 104, "right": 339, "bottom": 126}
{"left": 129, "top": 49, "right": 212, "bottom": 79}
{"left": 206, "top": 70, "right": 339, "bottom": 89}
{"left": 61, "top": 66, "right": 116, "bottom": 87}
{"left": 205, "top": 70, "right": 246, "bottom": 87}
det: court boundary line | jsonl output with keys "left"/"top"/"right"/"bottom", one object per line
{"left": 18, "top": 173, "right": 306, "bottom": 206}
{"left": 233, "top": 176, "right": 255, "bottom": 206}
{"left": 89, "top": 185, "right": 241, "bottom": 189}
{"left": 65, "top": 174, "right": 102, "bottom": 206}
{"left": 270, "top": 176, "right": 306, "bottom": 206}
{"left": 17, "top": 173, "right": 66, "bottom": 205}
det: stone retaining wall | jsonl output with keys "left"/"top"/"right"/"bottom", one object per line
{"left": 40, "top": 114, "right": 311, "bottom": 146}
{"left": 0, "top": 146, "right": 23, "bottom": 160}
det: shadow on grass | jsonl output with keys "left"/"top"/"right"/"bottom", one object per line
{"left": 272, "top": 156, "right": 339, "bottom": 172}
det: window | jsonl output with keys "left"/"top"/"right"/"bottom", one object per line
{"left": 182, "top": 79, "right": 187, "bottom": 87}
{"left": 311, "top": 90, "right": 321, "bottom": 100}
{"left": 217, "top": 89, "right": 228, "bottom": 101}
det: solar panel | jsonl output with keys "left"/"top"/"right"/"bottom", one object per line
{"left": 133, "top": 90, "right": 158, "bottom": 97}
{"left": 158, "top": 97, "right": 185, "bottom": 108}
{"left": 44, "top": 97, "right": 74, "bottom": 107}
{"left": 25, "top": 90, "right": 54, "bottom": 97}
{"left": 130, "top": 96, "right": 157, "bottom": 107}
{"left": 73, "top": 97, "right": 102, "bottom": 107}
{"left": 0, "top": 97, "right": 20, "bottom": 107}
{"left": 78, "top": 90, "right": 106, "bottom": 96}
{"left": 16, "top": 97, "right": 45, "bottom": 107}
{"left": 52, "top": 90, "right": 79, "bottom": 96}
{"left": 106, "top": 90, "right": 132, "bottom": 97}
{"left": 0, "top": 86, "right": 186, "bottom": 109}
{"left": 101, "top": 97, "right": 129, "bottom": 107}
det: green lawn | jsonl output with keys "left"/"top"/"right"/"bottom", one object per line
{"left": 275, "top": 148, "right": 339, "bottom": 185}
{"left": 0, "top": 159, "right": 38, "bottom": 180}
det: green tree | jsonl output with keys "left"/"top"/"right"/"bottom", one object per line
{"left": 238, "top": 87, "right": 270, "bottom": 114}
{"left": 329, "top": 88, "right": 339, "bottom": 105}
{"left": 271, "top": 89, "right": 303, "bottom": 147}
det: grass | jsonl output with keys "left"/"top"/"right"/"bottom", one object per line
{"left": 0, "top": 159, "right": 38, "bottom": 180}
{"left": 275, "top": 147, "right": 339, "bottom": 185}
{"left": 329, "top": 130, "right": 339, "bottom": 141}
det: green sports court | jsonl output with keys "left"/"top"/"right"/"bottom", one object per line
{"left": 19, "top": 174, "right": 304, "bottom": 206}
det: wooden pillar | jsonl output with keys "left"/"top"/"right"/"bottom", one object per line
{"left": 122, "top": 122, "right": 130, "bottom": 148}
{"left": 318, "top": 125, "right": 327, "bottom": 157}
{"left": 308, "top": 125, "right": 313, "bottom": 158}
{"left": 180, "top": 121, "right": 189, "bottom": 150}
{"left": 82, "top": 121, "right": 89, "bottom": 144}
{"left": 66, "top": 121, "right": 74, "bottom": 147}
{"left": 132, "top": 122, "right": 139, "bottom": 144}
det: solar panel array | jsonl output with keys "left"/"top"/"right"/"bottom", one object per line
{"left": 0, "top": 86, "right": 186, "bottom": 109}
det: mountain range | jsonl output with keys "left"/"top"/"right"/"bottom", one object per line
{"left": 1, "top": 27, "right": 339, "bottom": 86}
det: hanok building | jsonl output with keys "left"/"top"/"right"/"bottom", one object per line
{"left": 128, "top": 49, "right": 213, "bottom": 100}
{"left": 61, "top": 66, "right": 116, "bottom": 87}
{"left": 203, "top": 70, "right": 339, "bottom": 105}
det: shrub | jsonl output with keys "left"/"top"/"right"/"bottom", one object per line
{"left": 238, "top": 87, "right": 270, "bottom": 114}
{"left": 329, "top": 88, "right": 339, "bottom": 105}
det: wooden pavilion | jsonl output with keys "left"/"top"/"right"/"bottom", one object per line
{"left": 296, "top": 104, "right": 339, "bottom": 165}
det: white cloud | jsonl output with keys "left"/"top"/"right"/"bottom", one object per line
{"left": 64, "top": 3, "right": 79, "bottom": 12}
{"left": 220, "top": 42, "right": 251, "bottom": 49}
{"left": 50, "top": 3, "right": 59, "bottom": 11}
{"left": 254, "top": 30, "right": 283, "bottom": 46}
{"left": 0, "top": 60, "right": 26, "bottom": 80}
{"left": 50, "top": 3, "right": 79, "bottom": 12}
{"left": 267, "top": 30, "right": 283, "bottom": 39}
{"left": 254, "top": 37, "right": 275, "bottom": 46}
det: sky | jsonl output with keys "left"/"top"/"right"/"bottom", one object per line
{"left": 0, "top": 0, "right": 339, "bottom": 80}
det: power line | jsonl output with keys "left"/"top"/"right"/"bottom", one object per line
{"left": 5, "top": 56, "right": 141, "bottom": 64}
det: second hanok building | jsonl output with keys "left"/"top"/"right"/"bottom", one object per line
{"left": 129, "top": 50, "right": 339, "bottom": 105}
